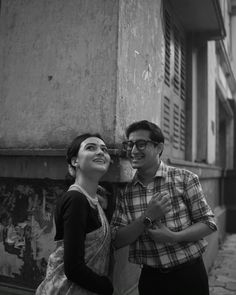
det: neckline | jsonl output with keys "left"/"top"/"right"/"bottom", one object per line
{"left": 71, "top": 183, "right": 99, "bottom": 206}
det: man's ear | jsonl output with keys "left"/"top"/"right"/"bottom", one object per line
{"left": 71, "top": 156, "right": 79, "bottom": 167}
{"left": 157, "top": 142, "right": 164, "bottom": 155}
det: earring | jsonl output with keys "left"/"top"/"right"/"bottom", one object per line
{"left": 75, "top": 160, "right": 80, "bottom": 168}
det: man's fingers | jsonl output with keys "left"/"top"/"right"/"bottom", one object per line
{"left": 165, "top": 205, "right": 172, "bottom": 213}
{"left": 153, "top": 192, "right": 168, "bottom": 199}
{"left": 160, "top": 198, "right": 170, "bottom": 207}
{"left": 159, "top": 198, "right": 171, "bottom": 211}
{"left": 149, "top": 194, "right": 171, "bottom": 212}
{"left": 153, "top": 192, "right": 170, "bottom": 202}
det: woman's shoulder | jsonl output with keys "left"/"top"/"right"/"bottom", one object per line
{"left": 60, "top": 190, "right": 89, "bottom": 209}
{"left": 55, "top": 190, "right": 91, "bottom": 223}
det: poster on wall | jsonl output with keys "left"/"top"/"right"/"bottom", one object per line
{"left": 0, "top": 179, "right": 66, "bottom": 289}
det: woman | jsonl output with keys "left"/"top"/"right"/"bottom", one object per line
{"left": 36, "top": 133, "right": 113, "bottom": 295}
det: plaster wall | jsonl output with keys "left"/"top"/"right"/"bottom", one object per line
{"left": 0, "top": 0, "right": 118, "bottom": 148}
{"left": 226, "top": 118, "right": 234, "bottom": 169}
{"left": 0, "top": 0, "right": 229, "bottom": 292}
{"left": 200, "top": 177, "right": 220, "bottom": 210}
{"left": 224, "top": 170, "right": 236, "bottom": 233}
{"left": 192, "top": 51, "right": 198, "bottom": 162}
{"left": 231, "top": 15, "right": 236, "bottom": 76}
{"left": 207, "top": 42, "right": 217, "bottom": 164}
{"left": 222, "top": 0, "right": 231, "bottom": 55}
{"left": 115, "top": 0, "right": 164, "bottom": 142}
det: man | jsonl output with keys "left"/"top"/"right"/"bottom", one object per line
{"left": 111, "top": 120, "right": 217, "bottom": 295}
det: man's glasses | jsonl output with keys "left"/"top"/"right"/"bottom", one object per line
{"left": 122, "top": 140, "right": 159, "bottom": 152}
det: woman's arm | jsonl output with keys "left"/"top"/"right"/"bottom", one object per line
{"left": 62, "top": 192, "right": 113, "bottom": 295}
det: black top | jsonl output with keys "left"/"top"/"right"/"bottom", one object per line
{"left": 54, "top": 190, "right": 113, "bottom": 295}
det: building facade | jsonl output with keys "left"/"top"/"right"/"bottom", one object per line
{"left": 0, "top": 0, "right": 236, "bottom": 294}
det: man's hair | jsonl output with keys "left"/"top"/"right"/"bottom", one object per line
{"left": 126, "top": 120, "right": 165, "bottom": 143}
{"left": 66, "top": 133, "right": 103, "bottom": 166}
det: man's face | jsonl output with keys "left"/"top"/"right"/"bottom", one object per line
{"left": 127, "top": 129, "right": 160, "bottom": 171}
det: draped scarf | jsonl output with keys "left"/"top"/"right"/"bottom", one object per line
{"left": 35, "top": 184, "right": 111, "bottom": 295}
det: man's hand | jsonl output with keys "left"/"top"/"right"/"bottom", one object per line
{"left": 97, "top": 195, "right": 108, "bottom": 209}
{"left": 148, "top": 223, "right": 177, "bottom": 243}
{"left": 144, "top": 192, "right": 171, "bottom": 221}
{"left": 97, "top": 185, "right": 110, "bottom": 209}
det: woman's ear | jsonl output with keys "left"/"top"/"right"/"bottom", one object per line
{"left": 68, "top": 164, "right": 76, "bottom": 177}
{"left": 71, "top": 156, "right": 79, "bottom": 168}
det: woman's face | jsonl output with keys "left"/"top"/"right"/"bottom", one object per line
{"left": 74, "top": 137, "right": 110, "bottom": 176}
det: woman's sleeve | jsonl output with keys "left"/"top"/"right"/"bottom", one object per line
{"left": 62, "top": 192, "right": 113, "bottom": 295}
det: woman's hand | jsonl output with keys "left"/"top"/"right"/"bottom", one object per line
{"left": 148, "top": 223, "right": 178, "bottom": 243}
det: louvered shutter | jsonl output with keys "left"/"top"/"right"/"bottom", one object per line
{"left": 162, "top": 4, "right": 186, "bottom": 159}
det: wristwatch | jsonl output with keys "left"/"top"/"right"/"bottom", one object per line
{"left": 143, "top": 216, "right": 153, "bottom": 227}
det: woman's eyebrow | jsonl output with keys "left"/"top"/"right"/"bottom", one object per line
{"left": 84, "top": 143, "right": 107, "bottom": 147}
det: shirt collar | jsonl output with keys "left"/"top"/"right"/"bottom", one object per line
{"left": 132, "top": 160, "right": 168, "bottom": 186}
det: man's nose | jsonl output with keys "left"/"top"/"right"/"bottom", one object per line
{"left": 131, "top": 143, "right": 139, "bottom": 153}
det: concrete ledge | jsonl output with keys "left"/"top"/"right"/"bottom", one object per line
{"left": 0, "top": 284, "right": 34, "bottom": 295}
{"left": 0, "top": 149, "right": 122, "bottom": 181}
{"left": 167, "top": 158, "right": 222, "bottom": 179}
{"left": 0, "top": 153, "right": 225, "bottom": 181}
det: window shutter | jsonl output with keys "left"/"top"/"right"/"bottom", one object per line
{"left": 164, "top": 9, "right": 171, "bottom": 87}
{"left": 162, "top": 3, "right": 186, "bottom": 159}
{"left": 173, "top": 103, "right": 180, "bottom": 149}
{"left": 180, "top": 36, "right": 186, "bottom": 102}
{"left": 173, "top": 25, "right": 180, "bottom": 95}
{"left": 163, "top": 96, "right": 171, "bottom": 145}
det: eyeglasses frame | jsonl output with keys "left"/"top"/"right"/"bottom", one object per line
{"left": 122, "top": 139, "right": 159, "bottom": 152}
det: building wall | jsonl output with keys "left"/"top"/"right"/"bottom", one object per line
{"left": 0, "top": 0, "right": 234, "bottom": 293}
{"left": 0, "top": 0, "right": 119, "bottom": 291}
{"left": 231, "top": 11, "right": 236, "bottom": 83}
{"left": 207, "top": 42, "right": 216, "bottom": 164}
{"left": 225, "top": 169, "right": 236, "bottom": 233}
{"left": 115, "top": 0, "right": 164, "bottom": 142}
{"left": 225, "top": 100, "right": 236, "bottom": 233}
{"left": 0, "top": 0, "right": 118, "bottom": 147}
{"left": 0, "top": 178, "right": 64, "bottom": 290}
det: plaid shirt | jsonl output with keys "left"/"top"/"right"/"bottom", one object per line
{"left": 111, "top": 161, "right": 217, "bottom": 268}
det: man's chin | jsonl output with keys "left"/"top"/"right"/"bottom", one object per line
{"left": 130, "top": 161, "right": 142, "bottom": 169}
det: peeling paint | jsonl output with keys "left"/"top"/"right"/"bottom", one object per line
{"left": 0, "top": 178, "right": 65, "bottom": 289}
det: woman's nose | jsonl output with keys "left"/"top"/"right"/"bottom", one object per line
{"left": 96, "top": 147, "right": 104, "bottom": 154}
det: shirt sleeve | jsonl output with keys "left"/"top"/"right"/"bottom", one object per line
{"left": 62, "top": 192, "right": 113, "bottom": 295}
{"left": 183, "top": 172, "right": 217, "bottom": 232}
